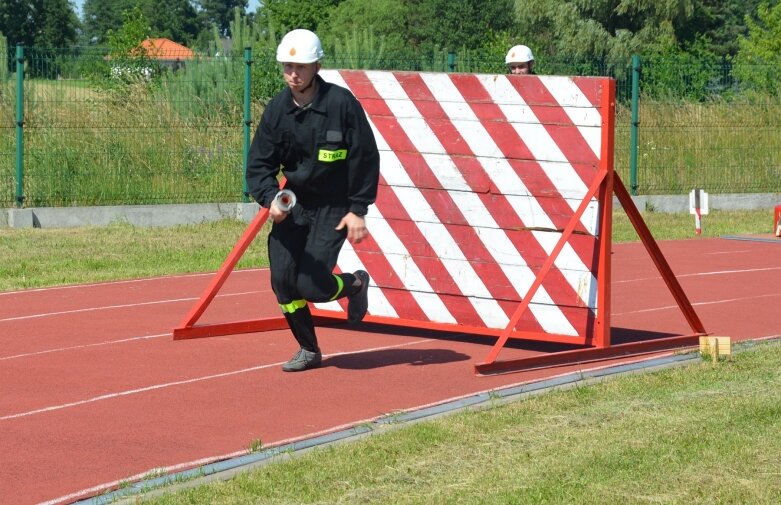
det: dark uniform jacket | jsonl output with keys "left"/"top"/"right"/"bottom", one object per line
{"left": 246, "top": 75, "right": 380, "bottom": 217}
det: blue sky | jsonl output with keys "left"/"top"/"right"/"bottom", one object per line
{"left": 72, "top": 1, "right": 261, "bottom": 16}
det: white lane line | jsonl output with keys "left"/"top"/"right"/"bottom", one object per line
{"left": 1, "top": 339, "right": 436, "bottom": 422}
{"left": 614, "top": 265, "right": 781, "bottom": 284}
{"left": 0, "top": 268, "right": 267, "bottom": 296}
{"left": 612, "top": 292, "right": 781, "bottom": 316}
{"left": 0, "top": 332, "right": 171, "bottom": 361}
{"left": 0, "top": 289, "right": 270, "bottom": 323}
{"left": 706, "top": 249, "right": 756, "bottom": 255}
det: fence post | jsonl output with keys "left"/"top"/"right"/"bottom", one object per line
{"left": 15, "top": 45, "right": 25, "bottom": 208}
{"left": 447, "top": 51, "right": 456, "bottom": 72}
{"left": 629, "top": 54, "right": 640, "bottom": 196}
{"left": 242, "top": 46, "right": 252, "bottom": 203}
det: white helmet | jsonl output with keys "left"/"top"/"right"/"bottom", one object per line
{"left": 505, "top": 45, "right": 534, "bottom": 64}
{"left": 276, "top": 29, "right": 325, "bottom": 64}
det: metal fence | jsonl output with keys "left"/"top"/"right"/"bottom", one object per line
{"left": 2, "top": 46, "right": 780, "bottom": 208}
{"left": 1, "top": 46, "right": 254, "bottom": 208}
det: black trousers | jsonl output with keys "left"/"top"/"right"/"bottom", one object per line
{"left": 268, "top": 204, "right": 358, "bottom": 351}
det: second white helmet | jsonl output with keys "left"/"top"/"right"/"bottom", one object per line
{"left": 505, "top": 45, "right": 534, "bottom": 64}
{"left": 276, "top": 29, "right": 325, "bottom": 64}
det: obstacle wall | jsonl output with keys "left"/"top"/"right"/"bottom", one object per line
{"left": 312, "top": 70, "right": 614, "bottom": 346}
{"left": 174, "top": 69, "right": 705, "bottom": 373}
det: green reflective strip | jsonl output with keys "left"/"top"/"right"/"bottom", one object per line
{"left": 279, "top": 299, "right": 307, "bottom": 314}
{"left": 317, "top": 149, "right": 347, "bottom": 162}
{"left": 330, "top": 274, "right": 344, "bottom": 301}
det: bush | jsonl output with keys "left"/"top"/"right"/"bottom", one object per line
{"left": 640, "top": 54, "right": 733, "bottom": 101}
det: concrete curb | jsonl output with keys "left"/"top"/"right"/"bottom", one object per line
{"left": 620, "top": 192, "right": 781, "bottom": 213}
{"left": 1, "top": 203, "right": 260, "bottom": 229}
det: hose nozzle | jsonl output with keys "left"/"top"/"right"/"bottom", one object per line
{"left": 274, "top": 189, "right": 297, "bottom": 212}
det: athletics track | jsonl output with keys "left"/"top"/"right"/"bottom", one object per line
{"left": 1, "top": 236, "right": 780, "bottom": 505}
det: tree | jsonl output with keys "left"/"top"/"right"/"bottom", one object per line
{"left": 321, "top": 0, "right": 514, "bottom": 56}
{"left": 319, "top": 0, "right": 411, "bottom": 56}
{"left": 734, "top": 1, "right": 781, "bottom": 93}
{"left": 259, "top": 0, "right": 342, "bottom": 34}
{"left": 507, "top": 0, "right": 780, "bottom": 62}
{"left": 89, "top": 6, "right": 155, "bottom": 88}
{"left": 508, "top": 0, "right": 710, "bottom": 61}
{"left": 84, "top": 0, "right": 202, "bottom": 45}
{"left": 139, "top": 0, "right": 202, "bottom": 45}
{"left": 0, "top": 0, "right": 36, "bottom": 47}
{"left": 33, "top": 0, "right": 80, "bottom": 47}
{"left": 83, "top": 0, "right": 136, "bottom": 44}
{"left": 106, "top": 6, "right": 151, "bottom": 57}
{"left": 0, "top": 0, "right": 79, "bottom": 47}
{"left": 406, "top": 0, "right": 515, "bottom": 52}
{"left": 738, "top": 1, "right": 781, "bottom": 60}
{"left": 686, "top": 0, "right": 769, "bottom": 56}
{"left": 196, "top": 0, "right": 248, "bottom": 37}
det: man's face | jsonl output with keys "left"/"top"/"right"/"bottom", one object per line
{"left": 283, "top": 62, "right": 320, "bottom": 91}
{"left": 508, "top": 62, "right": 532, "bottom": 75}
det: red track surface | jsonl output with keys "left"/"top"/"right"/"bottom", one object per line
{"left": 2, "top": 237, "right": 780, "bottom": 505}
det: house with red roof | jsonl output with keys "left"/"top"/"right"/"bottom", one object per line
{"left": 108, "top": 38, "right": 195, "bottom": 80}
{"left": 137, "top": 38, "right": 194, "bottom": 71}
{"left": 139, "top": 38, "right": 194, "bottom": 61}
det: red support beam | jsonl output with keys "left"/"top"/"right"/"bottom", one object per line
{"left": 474, "top": 333, "right": 702, "bottom": 376}
{"left": 477, "top": 169, "right": 609, "bottom": 367}
{"left": 613, "top": 172, "right": 706, "bottom": 335}
{"left": 174, "top": 207, "right": 269, "bottom": 333}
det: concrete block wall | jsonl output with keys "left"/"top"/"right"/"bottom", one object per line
{"left": 2, "top": 194, "right": 781, "bottom": 229}
{"left": 1, "top": 203, "right": 260, "bottom": 229}
{"left": 616, "top": 193, "right": 781, "bottom": 213}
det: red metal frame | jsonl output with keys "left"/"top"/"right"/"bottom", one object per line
{"left": 474, "top": 333, "right": 703, "bottom": 376}
{"left": 593, "top": 78, "right": 617, "bottom": 349}
{"left": 613, "top": 172, "right": 706, "bottom": 334}
{"left": 473, "top": 170, "right": 707, "bottom": 375}
{"left": 473, "top": 79, "right": 706, "bottom": 374}
{"left": 476, "top": 169, "right": 609, "bottom": 366}
{"left": 174, "top": 75, "right": 707, "bottom": 377}
{"left": 173, "top": 182, "right": 355, "bottom": 340}
{"left": 173, "top": 207, "right": 280, "bottom": 339}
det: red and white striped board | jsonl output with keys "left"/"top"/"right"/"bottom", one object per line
{"left": 311, "top": 70, "right": 614, "bottom": 346}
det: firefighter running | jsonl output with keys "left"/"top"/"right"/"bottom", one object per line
{"left": 246, "top": 29, "right": 381, "bottom": 372}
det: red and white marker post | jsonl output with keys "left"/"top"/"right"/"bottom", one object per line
{"left": 689, "top": 188, "right": 708, "bottom": 235}
{"left": 774, "top": 205, "right": 781, "bottom": 237}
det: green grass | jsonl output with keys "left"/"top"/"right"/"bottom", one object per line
{"left": 0, "top": 219, "right": 269, "bottom": 291}
{"left": 612, "top": 207, "right": 772, "bottom": 242}
{"left": 0, "top": 208, "right": 771, "bottom": 292}
{"left": 139, "top": 341, "right": 781, "bottom": 504}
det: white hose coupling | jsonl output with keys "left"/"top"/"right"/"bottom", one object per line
{"left": 274, "top": 189, "right": 297, "bottom": 212}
